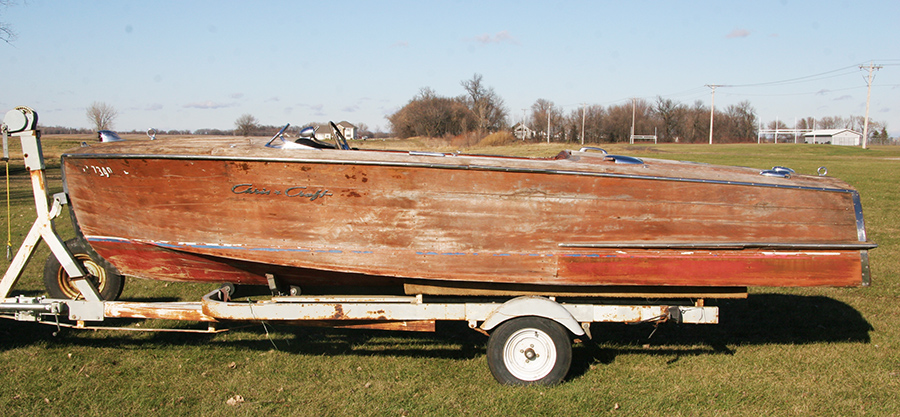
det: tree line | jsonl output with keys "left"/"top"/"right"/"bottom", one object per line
{"left": 388, "top": 74, "right": 892, "bottom": 145}
{"left": 59, "top": 83, "right": 892, "bottom": 145}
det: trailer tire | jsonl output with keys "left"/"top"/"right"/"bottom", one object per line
{"left": 486, "top": 316, "right": 572, "bottom": 386}
{"left": 43, "top": 239, "right": 125, "bottom": 301}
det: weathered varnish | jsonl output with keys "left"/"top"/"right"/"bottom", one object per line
{"left": 60, "top": 138, "right": 874, "bottom": 296}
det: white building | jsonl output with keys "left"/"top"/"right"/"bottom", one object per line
{"left": 511, "top": 122, "right": 535, "bottom": 140}
{"left": 803, "top": 129, "right": 863, "bottom": 146}
{"left": 313, "top": 121, "right": 357, "bottom": 141}
{"left": 335, "top": 121, "right": 357, "bottom": 140}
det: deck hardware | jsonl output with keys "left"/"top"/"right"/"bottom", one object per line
{"left": 761, "top": 166, "right": 795, "bottom": 178}
{"left": 604, "top": 154, "right": 644, "bottom": 165}
{"left": 265, "top": 273, "right": 284, "bottom": 296}
{"left": 760, "top": 169, "right": 789, "bottom": 178}
{"left": 578, "top": 147, "right": 607, "bottom": 154}
{"left": 98, "top": 130, "right": 124, "bottom": 142}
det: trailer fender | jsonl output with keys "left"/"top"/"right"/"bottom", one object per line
{"left": 480, "top": 296, "right": 585, "bottom": 337}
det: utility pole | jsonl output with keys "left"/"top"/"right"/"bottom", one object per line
{"left": 580, "top": 103, "right": 586, "bottom": 145}
{"left": 860, "top": 61, "right": 882, "bottom": 149}
{"left": 630, "top": 98, "right": 636, "bottom": 144}
{"left": 547, "top": 109, "right": 551, "bottom": 144}
{"left": 757, "top": 120, "right": 762, "bottom": 144}
{"left": 521, "top": 108, "right": 527, "bottom": 140}
{"left": 706, "top": 85, "right": 721, "bottom": 145}
{"left": 774, "top": 116, "right": 779, "bottom": 143}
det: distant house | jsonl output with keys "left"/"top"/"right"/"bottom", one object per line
{"left": 312, "top": 121, "right": 357, "bottom": 141}
{"left": 336, "top": 121, "right": 357, "bottom": 140}
{"left": 803, "top": 129, "right": 862, "bottom": 146}
{"left": 511, "top": 122, "right": 535, "bottom": 140}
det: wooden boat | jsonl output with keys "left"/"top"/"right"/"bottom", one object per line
{"left": 58, "top": 126, "right": 875, "bottom": 299}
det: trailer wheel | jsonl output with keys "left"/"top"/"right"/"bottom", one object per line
{"left": 43, "top": 239, "right": 124, "bottom": 301}
{"left": 486, "top": 316, "right": 572, "bottom": 385}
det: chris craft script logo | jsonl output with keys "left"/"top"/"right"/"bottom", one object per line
{"left": 231, "top": 184, "right": 333, "bottom": 201}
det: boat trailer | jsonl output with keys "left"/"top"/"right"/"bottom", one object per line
{"left": 0, "top": 106, "right": 719, "bottom": 385}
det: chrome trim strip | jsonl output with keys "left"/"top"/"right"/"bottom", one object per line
{"left": 408, "top": 151, "right": 448, "bottom": 157}
{"left": 851, "top": 190, "right": 867, "bottom": 242}
{"left": 860, "top": 251, "right": 871, "bottom": 286}
{"left": 559, "top": 242, "right": 879, "bottom": 250}
{"left": 61, "top": 151, "right": 854, "bottom": 194}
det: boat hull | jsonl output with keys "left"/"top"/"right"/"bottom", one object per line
{"left": 61, "top": 140, "right": 873, "bottom": 295}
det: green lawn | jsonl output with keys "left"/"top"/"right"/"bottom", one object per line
{"left": 1, "top": 136, "right": 898, "bottom": 416}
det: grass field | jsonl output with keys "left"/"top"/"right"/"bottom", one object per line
{"left": 1, "top": 135, "right": 898, "bottom": 416}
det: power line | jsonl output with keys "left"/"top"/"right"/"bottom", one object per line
{"left": 719, "top": 64, "right": 861, "bottom": 88}
{"left": 720, "top": 85, "right": 864, "bottom": 97}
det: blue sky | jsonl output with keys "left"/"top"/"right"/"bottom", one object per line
{"left": 2, "top": 0, "right": 898, "bottom": 136}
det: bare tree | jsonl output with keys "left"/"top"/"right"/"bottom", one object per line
{"left": 86, "top": 102, "right": 118, "bottom": 131}
{"left": 1, "top": 0, "right": 17, "bottom": 44}
{"left": 388, "top": 88, "right": 475, "bottom": 138}
{"left": 654, "top": 97, "right": 685, "bottom": 142}
{"left": 721, "top": 101, "right": 757, "bottom": 142}
{"left": 685, "top": 100, "right": 710, "bottom": 143}
{"left": 796, "top": 117, "right": 816, "bottom": 130}
{"left": 604, "top": 102, "right": 633, "bottom": 143}
{"left": 460, "top": 73, "right": 508, "bottom": 132}
{"left": 817, "top": 116, "right": 845, "bottom": 130}
{"left": 234, "top": 114, "right": 259, "bottom": 136}
{"left": 530, "top": 99, "right": 563, "bottom": 142}
{"left": 582, "top": 104, "right": 607, "bottom": 143}
{"left": 767, "top": 120, "right": 789, "bottom": 130}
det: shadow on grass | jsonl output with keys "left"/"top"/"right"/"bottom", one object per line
{"left": 0, "top": 293, "right": 872, "bottom": 383}
{"left": 566, "top": 293, "right": 873, "bottom": 380}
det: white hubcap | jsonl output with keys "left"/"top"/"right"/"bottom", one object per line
{"left": 502, "top": 327, "right": 557, "bottom": 381}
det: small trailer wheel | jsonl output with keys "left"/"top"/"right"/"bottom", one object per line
{"left": 43, "top": 239, "right": 125, "bottom": 301}
{"left": 486, "top": 316, "right": 572, "bottom": 385}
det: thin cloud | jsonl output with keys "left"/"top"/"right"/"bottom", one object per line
{"left": 230, "top": 93, "right": 244, "bottom": 99}
{"left": 299, "top": 103, "right": 326, "bottom": 116}
{"left": 183, "top": 101, "right": 235, "bottom": 109}
{"left": 342, "top": 105, "right": 359, "bottom": 112}
{"left": 726, "top": 29, "right": 750, "bottom": 38}
{"left": 470, "top": 30, "right": 518, "bottom": 45}
{"left": 816, "top": 89, "right": 830, "bottom": 96}
{"left": 834, "top": 95, "right": 852, "bottom": 101}
{"left": 392, "top": 41, "right": 409, "bottom": 48}
{"left": 128, "top": 103, "right": 163, "bottom": 111}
